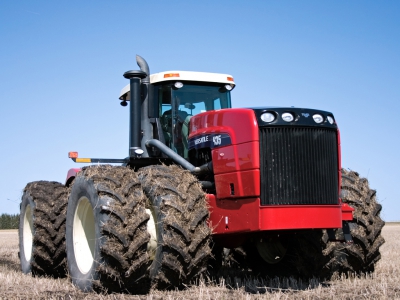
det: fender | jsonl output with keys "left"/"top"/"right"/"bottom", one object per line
{"left": 65, "top": 168, "right": 81, "bottom": 187}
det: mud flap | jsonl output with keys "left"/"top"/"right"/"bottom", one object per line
{"left": 342, "top": 221, "right": 353, "bottom": 244}
{"left": 327, "top": 221, "right": 353, "bottom": 243}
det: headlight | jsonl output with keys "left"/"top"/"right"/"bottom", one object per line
{"left": 224, "top": 84, "right": 233, "bottom": 91}
{"left": 327, "top": 116, "right": 334, "bottom": 124}
{"left": 261, "top": 112, "right": 275, "bottom": 123}
{"left": 174, "top": 82, "right": 184, "bottom": 89}
{"left": 313, "top": 114, "right": 324, "bottom": 123}
{"left": 282, "top": 112, "right": 294, "bottom": 122}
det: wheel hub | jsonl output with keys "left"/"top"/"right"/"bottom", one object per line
{"left": 73, "top": 197, "right": 95, "bottom": 274}
{"left": 23, "top": 205, "right": 33, "bottom": 261}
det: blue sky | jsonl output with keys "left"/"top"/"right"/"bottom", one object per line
{"left": 1, "top": 1, "right": 399, "bottom": 220}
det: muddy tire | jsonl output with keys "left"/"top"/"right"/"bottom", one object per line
{"left": 19, "top": 181, "right": 68, "bottom": 277}
{"left": 66, "top": 165, "right": 151, "bottom": 293}
{"left": 322, "top": 169, "right": 385, "bottom": 274}
{"left": 138, "top": 165, "right": 212, "bottom": 290}
{"left": 291, "top": 169, "right": 385, "bottom": 279}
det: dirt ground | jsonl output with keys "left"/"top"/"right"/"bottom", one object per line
{"left": 1, "top": 224, "right": 399, "bottom": 299}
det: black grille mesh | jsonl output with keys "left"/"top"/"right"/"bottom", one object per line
{"left": 260, "top": 127, "right": 339, "bottom": 205}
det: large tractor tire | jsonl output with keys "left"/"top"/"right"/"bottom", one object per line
{"left": 290, "top": 169, "right": 385, "bottom": 279}
{"left": 66, "top": 165, "right": 151, "bottom": 294}
{"left": 19, "top": 181, "right": 68, "bottom": 277}
{"left": 322, "top": 169, "right": 385, "bottom": 275}
{"left": 138, "top": 165, "right": 212, "bottom": 290}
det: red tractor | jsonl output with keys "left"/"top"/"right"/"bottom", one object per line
{"left": 19, "top": 55, "right": 384, "bottom": 293}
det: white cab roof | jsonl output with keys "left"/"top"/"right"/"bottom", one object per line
{"left": 119, "top": 70, "right": 235, "bottom": 100}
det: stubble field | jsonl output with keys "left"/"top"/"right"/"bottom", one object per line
{"left": 0, "top": 224, "right": 399, "bottom": 299}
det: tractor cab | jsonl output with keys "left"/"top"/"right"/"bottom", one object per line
{"left": 119, "top": 71, "right": 235, "bottom": 158}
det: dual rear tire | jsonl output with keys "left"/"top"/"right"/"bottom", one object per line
{"left": 139, "top": 165, "right": 212, "bottom": 289}
{"left": 19, "top": 181, "right": 68, "bottom": 277}
{"left": 66, "top": 165, "right": 211, "bottom": 292}
{"left": 65, "top": 165, "right": 151, "bottom": 293}
{"left": 19, "top": 165, "right": 212, "bottom": 294}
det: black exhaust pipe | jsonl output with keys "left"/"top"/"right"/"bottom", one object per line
{"left": 123, "top": 69, "right": 146, "bottom": 157}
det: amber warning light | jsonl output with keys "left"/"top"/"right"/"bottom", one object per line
{"left": 68, "top": 152, "right": 78, "bottom": 158}
{"left": 164, "top": 73, "right": 180, "bottom": 78}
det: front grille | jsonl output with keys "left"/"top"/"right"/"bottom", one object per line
{"left": 260, "top": 127, "right": 339, "bottom": 205}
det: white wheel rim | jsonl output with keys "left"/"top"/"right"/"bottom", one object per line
{"left": 23, "top": 205, "right": 33, "bottom": 261}
{"left": 73, "top": 197, "right": 95, "bottom": 274}
{"left": 146, "top": 209, "right": 157, "bottom": 260}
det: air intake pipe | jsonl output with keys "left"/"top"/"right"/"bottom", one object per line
{"left": 145, "top": 139, "right": 213, "bottom": 175}
{"left": 136, "top": 55, "right": 149, "bottom": 83}
{"left": 136, "top": 55, "right": 154, "bottom": 157}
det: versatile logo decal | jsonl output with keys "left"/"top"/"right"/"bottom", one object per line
{"left": 194, "top": 136, "right": 208, "bottom": 145}
{"left": 188, "top": 133, "right": 231, "bottom": 150}
{"left": 302, "top": 113, "right": 310, "bottom": 118}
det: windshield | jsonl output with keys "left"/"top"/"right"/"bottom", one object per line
{"left": 157, "top": 82, "right": 232, "bottom": 157}
{"left": 159, "top": 83, "right": 232, "bottom": 116}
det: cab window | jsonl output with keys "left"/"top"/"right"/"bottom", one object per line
{"left": 157, "top": 82, "right": 232, "bottom": 157}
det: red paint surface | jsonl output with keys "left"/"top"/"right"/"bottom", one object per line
{"left": 190, "top": 108, "right": 259, "bottom": 145}
{"left": 207, "top": 194, "right": 260, "bottom": 233}
{"left": 214, "top": 170, "right": 260, "bottom": 199}
{"left": 208, "top": 194, "right": 347, "bottom": 235}
{"left": 258, "top": 205, "right": 343, "bottom": 230}
{"left": 66, "top": 168, "right": 81, "bottom": 185}
{"left": 341, "top": 203, "right": 355, "bottom": 221}
{"left": 212, "top": 141, "right": 260, "bottom": 174}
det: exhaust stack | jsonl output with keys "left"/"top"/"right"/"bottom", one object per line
{"left": 124, "top": 55, "right": 157, "bottom": 158}
{"left": 123, "top": 69, "right": 146, "bottom": 158}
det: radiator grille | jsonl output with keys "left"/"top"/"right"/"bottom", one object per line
{"left": 260, "top": 127, "right": 339, "bottom": 205}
